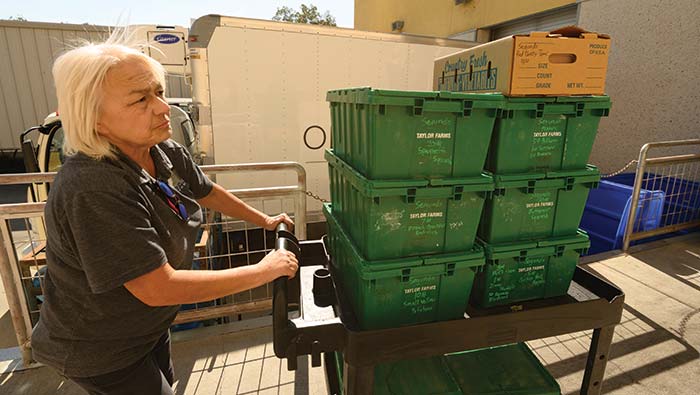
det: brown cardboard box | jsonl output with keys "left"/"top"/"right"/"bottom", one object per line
{"left": 433, "top": 26, "right": 610, "bottom": 96}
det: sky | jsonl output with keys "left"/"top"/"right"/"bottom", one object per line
{"left": 2, "top": 0, "right": 354, "bottom": 28}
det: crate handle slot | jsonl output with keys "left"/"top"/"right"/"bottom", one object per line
{"left": 401, "top": 268, "right": 411, "bottom": 282}
{"left": 463, "top": 100, "right": 473, "bottom": 117}
{"left": 526, "top": 180, "right": 538, "bottom": 194}
{"left": 555, "top": 245, "right": 566, "bottom": 257}
{"left": 404, "top": 188, "right": 417, "bottom": 203}
{"left": 500, "top": 109, "right": 514, "bottom": 119}
{"left": 566, "top": 177, "right": 576, "bottom": 191}
{"left": 413, "top": 99, "right": 424, "bottom": 116}
{"left": 535, "top": 103, "right": 545, "bottom": 118}
{"left": 453, "top": 186, "right": 464, "bottom": 201}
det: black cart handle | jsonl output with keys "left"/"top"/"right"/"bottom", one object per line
{"left": 273, "top": 223, "right": 299, "bottom": 361}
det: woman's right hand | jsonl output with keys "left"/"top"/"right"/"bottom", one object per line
{"left": 260, "top": 249, "right": 299, "bottom": 279}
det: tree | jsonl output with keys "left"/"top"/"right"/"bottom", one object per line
{"left": 272, "top": 4, "right": 336, "bottom": 27}
{"left": 8, "top": 15, "right": 28, "bottom": 21}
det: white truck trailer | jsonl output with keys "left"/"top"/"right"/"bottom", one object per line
{"left": 188, "top": 15, "right": 476, "bottom": 222}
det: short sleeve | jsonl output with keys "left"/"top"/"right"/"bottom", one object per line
{"left": 165, "top": 143, "right": 213, "bottom": 199}
{"left": 65, "top": 189, "right": 168, "bottom": 293}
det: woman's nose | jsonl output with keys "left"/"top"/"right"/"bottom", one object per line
{"left": 154, "top": 96, "right": 170, "bottom": 115}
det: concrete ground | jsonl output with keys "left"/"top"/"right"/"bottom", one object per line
{"left": 0, "top": 233, "right": 698, "bottom": 394}
{"left": 533, "top": 233, "right": 700, "bottom": 395}
{"left": 0, "top": 319, "right": 329, "bottom": 395}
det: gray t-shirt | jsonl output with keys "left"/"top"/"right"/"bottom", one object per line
{"left": 31, "top": 140, "right": 213, "bottom": 377}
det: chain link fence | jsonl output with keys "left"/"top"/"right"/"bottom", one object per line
{"left": 622, "top": 139, "right": 700, "bottom": 251}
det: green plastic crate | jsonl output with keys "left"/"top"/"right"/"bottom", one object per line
{"left": 324, "top": 203, "right": 484, "bottom": 330}
{"left": 333, "top": 343, "right": 560, "bottom": 395}
{"left": 471, "top": 232, "right": 590, "bottom": 308}
{"left": 445, "top": 343, "right": 561, "bottom": 395}
{"left": 486, "top": 96, "right": 611, "bottom": 174}
{"left": 327, "top": 150, "right": 493, "bottom": 260}
{"left": 478, "top": 166, "right": 600, "bottom": 244}
{"left": 333, "top": 352, "right": 462, "bottom": 395}
{"left": 327, "top": 87, "right": 504, "bottom": 179}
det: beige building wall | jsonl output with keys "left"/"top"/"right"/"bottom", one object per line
{"left": 354, "top": 0, "right": 576, "bottom": 37}
{"left": 578, "top": 0, "right": 700, "bottom": 173}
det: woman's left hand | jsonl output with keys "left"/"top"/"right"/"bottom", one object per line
{"left": 264, "top": 213, "right": 294, "bottom": 231}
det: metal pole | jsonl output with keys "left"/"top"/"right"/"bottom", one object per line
{"left": 201, "top": 161, "right": 308, "bottom": 240}
{"left": 200, "top": 161, "right": 305, "bottom": 174}
{"left": 622, "top": 144, "right": 650, "bottom": 252}
{"left": 629, "top": 220, "right": 700, "bottom": 241}
{"left": 0, "top": 173, "right": 57, "bottom": 184}
{"left": 0, "top": 161, "right": 307, "bottom": 186}
{"left": 581, "top": 325, "right": 616, "bottom": 395}
{"left": 0, "top": 222, "right": 34, "bottom": 366}
{"left": 634, "top": 138, "right": 700, "bottom": 148}
{"left": 296, "top": 165, "right": 308, "bottom": 240}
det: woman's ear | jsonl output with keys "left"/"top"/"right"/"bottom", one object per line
{"left": 95, "top": 118, "right": 107, "bottom": 137}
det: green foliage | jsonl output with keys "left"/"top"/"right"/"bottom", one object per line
{"left": 272, "top": 4, "right": 336, "bottom": 26}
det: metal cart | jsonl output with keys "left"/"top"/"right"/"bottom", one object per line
{"left": 272, "top": 226, "right": 624, "bottom": 395}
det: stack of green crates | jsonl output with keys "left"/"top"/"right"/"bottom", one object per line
{"left": 332, "top": 343, "right": 561, "bottom": 395}
{"left": 325, "top": 87, "right": 503, "bottom": 330}
{"left": 326, "top": 151, "right": 492, "bottom": 259}
{"left": 471, "top": 95, "right": 612, "bottom": 308}
{"left": 324, "top": 204, "right": 484, "bottom": 329}
{"left": 328, "top": 87, "right": 505, "bottom": 180}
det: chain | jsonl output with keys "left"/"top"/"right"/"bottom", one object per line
{"left": 302, "top": 161, "right": 638, "bottom": 200}
{"left": 304, "top": 190, "right": 330, "bottom": 203}
{"left": 601, "top": 159, "right": 638, "bottom": 178}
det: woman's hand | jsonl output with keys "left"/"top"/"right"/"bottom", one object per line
{"left": 259, "top": 249, "right": 299, "bottom": 279}
{"left": 263, "top": 213, "right": 294, "bottom": 231}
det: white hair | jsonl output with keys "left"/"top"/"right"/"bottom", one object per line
{"left": 52, "top": 28, "right": 166, "bottom": 160}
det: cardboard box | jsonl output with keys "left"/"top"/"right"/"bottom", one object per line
{"left": 433, "top": 26, "right": 610, "bottom": 96}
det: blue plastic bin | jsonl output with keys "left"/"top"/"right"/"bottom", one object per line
{"left": 579, "top": 180, "right": 665, "bottom": 255}
{"left": 605, "top": 173, "right": 700, "bottom": 225}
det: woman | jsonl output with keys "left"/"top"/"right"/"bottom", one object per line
{"left": 30, "top": 31, "right": 299, "bottom": 395}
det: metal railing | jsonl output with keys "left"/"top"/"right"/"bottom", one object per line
{"left": 622, "top": 139, "right": 700, "bottom": 252}
{"left": 0, "top": 161, "right": 306, "bottom": 367}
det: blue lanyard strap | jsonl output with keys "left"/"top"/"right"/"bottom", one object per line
{"left": 154, "top": 180, "right": 189, "bottom": 221}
